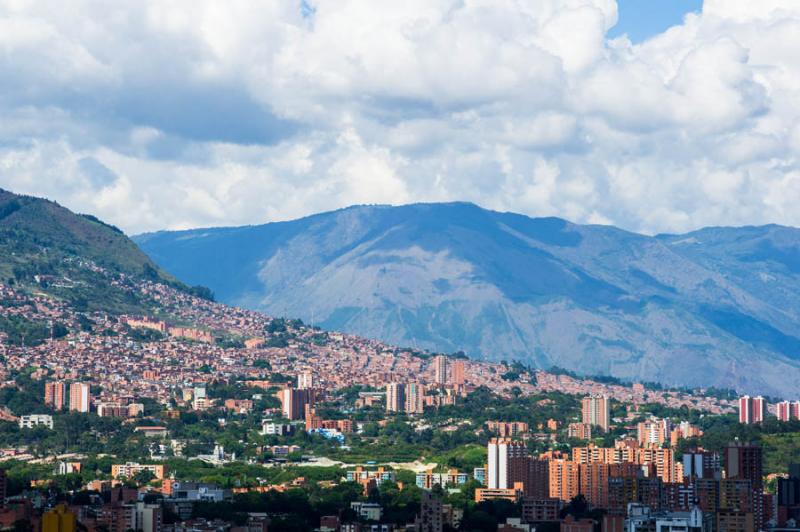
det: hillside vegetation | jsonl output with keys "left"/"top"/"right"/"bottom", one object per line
{"left": 0, "top": 188, "right": 211, "bottom": 314}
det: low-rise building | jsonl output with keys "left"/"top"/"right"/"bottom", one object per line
{"left": 473, "top": 467, "right": 486, "bottom": 486}
{"left": 346, "top": 467, "right": 396, "bottom": 494}
{"left": 261, "top": 421, "right": 293, "bottom": 436}
{"left": 625, "top": 504, "right": 705, "bottom": 532}
{"left": 522, "top": 498, "right": 563, "bottom": 523}
{"left": 500, "top": 518, "right": 533, "bottom": 532}
{"left": 267, "top": 444, "right": 301, "bottom": 457}
{"left": 562, "top": 516, "right": 596, "bottom": 532}
{"left": 133, "top": 426, "right": 168, "bottom": 438}
{"left": 351, "top": 501, "right": 384, "bottom": 521}
{"left": 224, "top": 399, "right": 253, "bottom": 414}
{"left": 416, "top": 469, "right": 469, "bottom": 490}
{"left": 56, "top": 461, "right": 82, "bottom": 475}
{"left": 567, "top": 422, "right": 593, "bottom": 440}
{"left": 18, "top": 414, "right": 53, "bottom": 429}
{"left": 475, "top": 484, "right": 524, "bottom": 503}
{"left": 111, "top": 462, "right": 166, "bottom": 480}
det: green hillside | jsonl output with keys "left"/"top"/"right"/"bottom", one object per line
{"left": 0, "top": 188, "right": 210, "bottom": 314}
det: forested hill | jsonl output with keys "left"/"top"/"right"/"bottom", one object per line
{"left": 0, "top": 188, "right": 211, "bottom": 314}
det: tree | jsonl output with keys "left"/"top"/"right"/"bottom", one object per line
{"left": 133, "top": 469, "right": 156, "bottom": 485}
{"left": 561, "top": 495, "right": 588, "bottom": 519}
{"left": 459, "top": 510, "right": 496, "bottom": 532}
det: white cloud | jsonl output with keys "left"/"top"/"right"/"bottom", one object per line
{"left": 1, "top": 0, "right": 800, "bottom": 237}
{"left": 703, "top": 0, "right": 800, "bottom": 22}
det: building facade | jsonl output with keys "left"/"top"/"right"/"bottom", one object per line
{"left": 68, "top": 383, "right": 91, "bottom": 413}
{"left": 582, "top": 395, "right": 609, "bottom": 432}
{"left": 386, "top": 383, "right": 406, "bottom": 413}
{"left": 434, "top": 355, "right": 448, "bottom": 386}
{"left": 44, "top": 381, "right": 65, "bottom": 410}
{"left": 18, "top": 414, "right": 53, "bottom": 429}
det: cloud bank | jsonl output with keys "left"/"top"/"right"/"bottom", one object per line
{"left": 1, "top": 0, "right": 799, "bottom": 234}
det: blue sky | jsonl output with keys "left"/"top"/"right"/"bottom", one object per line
{"left": 0, "top": 1, "right": 799, "bottom": 235}
{"left": 610, "top": 0, "right": 703, "bottom": 42}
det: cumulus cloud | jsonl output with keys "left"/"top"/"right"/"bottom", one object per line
{"left": 1, "top": 0, "right": 800, "bottom": 235}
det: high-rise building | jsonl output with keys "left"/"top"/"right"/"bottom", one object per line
{"left": 45, "top": 381, "right": 66, "bottom": 410}
{"left": 548, "top": 459, "right": 580, "bottom": 502}
{"left": 682, "top": 450, "right": 721, "bottom": 480}
{"left": 778, "top": 401, "right": 791, "bottom": 422}
{"left": 487, "top": 438, "right": 529, "bottom": 490}
{"left": 386, "top": 383, "right": 406, "bottom": 413}
{"left": 581, "top": 395, "right": 609, "bottom": 432}
{"left": 739, "top": 395, "right": 752, "bottom": 424}
{"left": 68, "top": 383, "right": 90, "bottom": 413}
{"left": 777, "top": 467, "right": 800, "bottom": 516}
{"left": 278, "top": 387, "right": 316, "bottom": 420}
{"left": 132, "top": 502, "right": 163, "bottom": 532}
{"left": 482, "top": 454, "right": 549, "bottom": 498}
{"left": 579, "top": 462, "right": 613, "bottom": 509}
{"left": 452, "top": 360, "right": 465, "bottom": 386}
{"left": 405, "top": 382, "right": 425, "bottom": 414}
{"left": 725, "top": 442, "right": 763, "bottom": 491}
{"left": 638, "top": 446, "right": 679, "bottom": 483}
{"left": 739, "top": 396, "right": 767, "bottom": 424}
{"left": 753, "top": 396, "right": 767, "bottom": 424}
{"left": 724, "top": 441, "right": 764, "bottom": 531}
{"left": 297, "top": 371, "right": 314, "bottom": 390}
{"left": 792, "top": 401, "right": 800, "bottom": 421}
{"left": 777, "top": 465, "right": 800, "bottom": 526}
{"left": 525, "top": 458, "right": 551, "bottom": 499}
{"left": 280, "top": 388, "right": 295, "bottom": 419}
{"left": 486, "top": 421, "right": 529, "bottom": 438}
{"left": 434, "top": 355, "right": 448, "bottom": 386}
{"left": 415, "top": 491, "right": 443, "bottom": 532}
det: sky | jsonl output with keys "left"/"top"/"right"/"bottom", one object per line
{"left": 1, "top": 0, "right": 800, "bottom": 236}
{"left": 609, "top": 0, "right": 702, "bottom": 42}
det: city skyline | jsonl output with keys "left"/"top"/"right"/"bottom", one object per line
{"left": 2, "top": 2, "right": 800, "bottom": 530}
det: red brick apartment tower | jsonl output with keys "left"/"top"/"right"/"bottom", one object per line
{"left": 451, "top": 360, "right": 465, "bottom": 386}
{"left": 44, "top": 381, "right": 65, "bottom": 410}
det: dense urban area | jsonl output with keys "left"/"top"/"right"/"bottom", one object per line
{"left": 5, "top": 0, "right": 800, "bottom": 530}
{"left": 1, "top": 256, "right": 800, "bottom": 532}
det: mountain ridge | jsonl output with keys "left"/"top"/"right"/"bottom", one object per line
{"left": 136, "top": 201, "right": 800, "bottom": 241}
{"left": 133, "top": 202, "right": 800, "bottom": 396}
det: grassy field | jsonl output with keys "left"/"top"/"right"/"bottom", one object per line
{"left": 428, "top": 444, "right": 486, "bottom": 471}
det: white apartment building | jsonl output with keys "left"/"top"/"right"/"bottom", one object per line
{"left": 19, "top": 414, "right": 54, "bottom": 429}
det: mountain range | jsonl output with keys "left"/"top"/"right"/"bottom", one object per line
{"left": 134, "top": 202, "right": 800, "bottom": 397}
